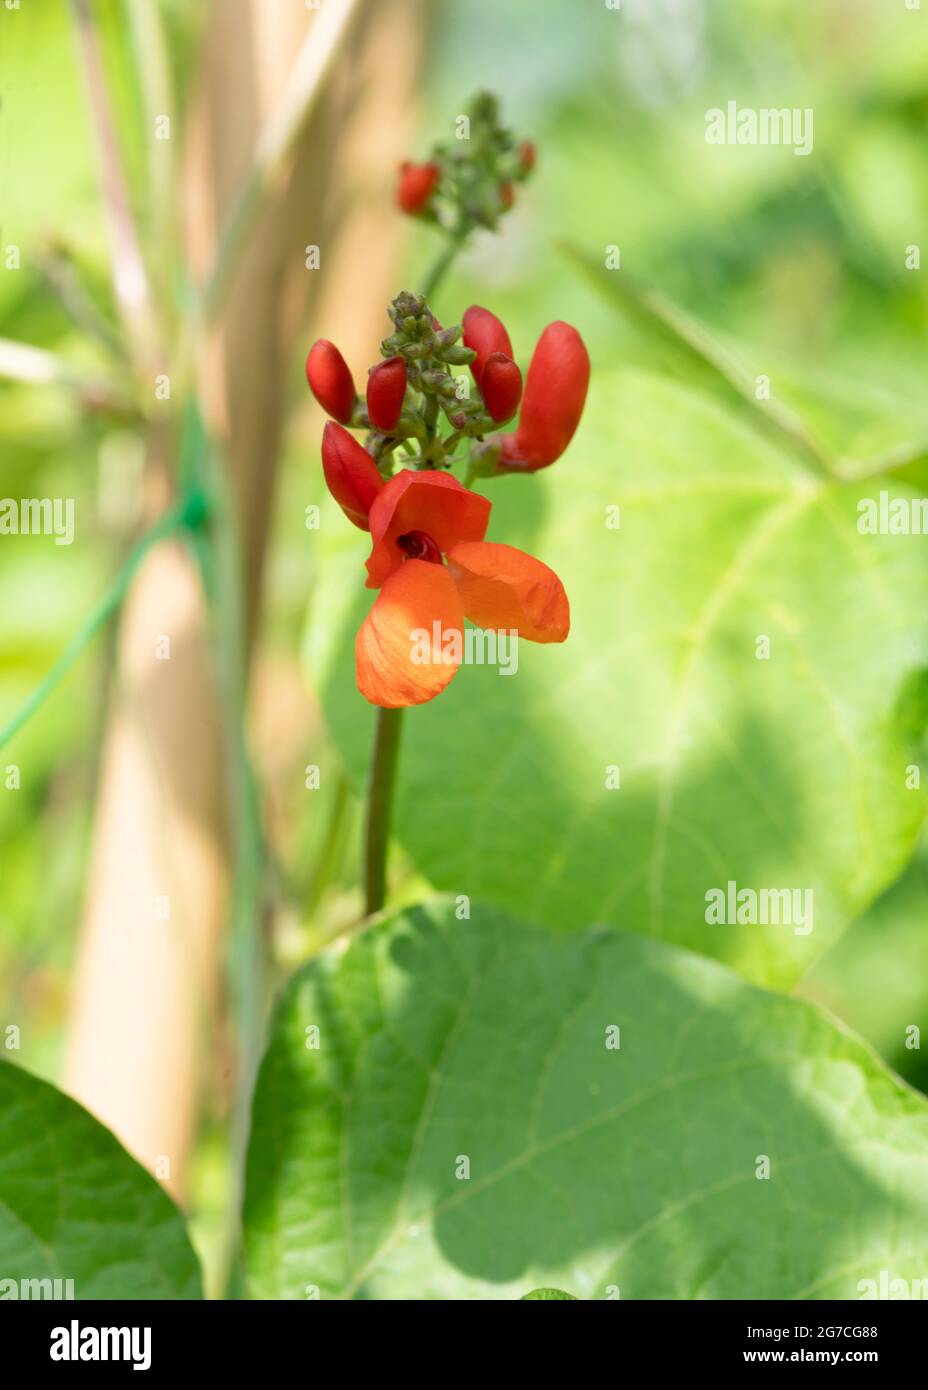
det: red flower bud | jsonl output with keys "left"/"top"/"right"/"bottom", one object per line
{"left": 499, "top": 322, "right": 590, "bottom": 471}
{"left": 396, "top": 161, "right": 440, "bottom": 214}
{"left": 462, "top": 305, "right": 513, "bottom": 390}
{"left": 367, "top": 356, "right": 408, "bottom": 432}
{"left": 499, "top": 181, "right": 515, "bottom": 210}
{"left": 518, "top": 139, "right": 536, "bottom": 173}
{"left": 481, "top": 352, "right": 522, "bottom": 423}
{"left": 321, "top": 421, "right": 383, "bottom": 531}
{"left": 306, "top": 339, "right": 356, "bottom": 424}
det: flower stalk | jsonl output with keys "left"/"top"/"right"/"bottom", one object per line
{"left": 311, "top": 94, "right": 587, "bottom": 918}
{"left": 364, "top": 706, "right": 404, "bottom": 915}
{"left": 361, "top": 228, "right": 467, "bottom": 915}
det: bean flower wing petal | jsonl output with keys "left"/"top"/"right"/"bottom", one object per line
{"left": 446, "top": 541, "right": 570, "bottom": 643}
{"left": 356, "top": 559, "right": 465, "bottom": 707}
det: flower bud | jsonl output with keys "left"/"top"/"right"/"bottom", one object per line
{"left": 305, "top": 339, "right": 356, "bottom": 424}
{"left": 420, "top": 369, "right": 451, "bottom": 391}
{"left": 481, "top": 352, "right": 523, "bottom": 423}
{"left": 367, "top": 356, "right": 408, "bottom": 433}
{"left": 518, "top": 139, "right": 536, "bottom": 173}
{"left": 396, "top": 161, "right": 440, "bottom": 214}
{"left": 438, "top": 345, "right": 477, "bottom": 366}
{"left": 499, "top": 181, "right": 515, "bottom": 210}
{"left": 468, "top": 438, "right": 503, "bottom": 478}
{"left": 321, "top": 422, "right": 383, "bottom": 530}
{"left": 499, "top": 322, "right": 590, "bottom": 471}
{"left": 462, "top": 305, "right": 513, "bottom": 389}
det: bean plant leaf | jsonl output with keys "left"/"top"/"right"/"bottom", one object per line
{"left": 304, "top": 369, "right": 928, "bottom": 988}
{"left": 243, "top": 899, "right": 928, "bottom": 1300}
{"left": 0, "top": 1062, "right": 202, "bottom": 1299}
{"left": 564, "top": 245, "right": 928, "bottom": 480}
{"left": 800, "top": 838, "right": 928, "bottom": 1087}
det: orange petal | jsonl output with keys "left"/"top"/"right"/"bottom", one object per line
{"left": 356, "top": 559, "right": 465, "bottom": 707}
{"left": 446, "top": 541, "right": 570, "bottom": 643}
{"left": 366, "top": 469, "right": 491, "bottom": 589}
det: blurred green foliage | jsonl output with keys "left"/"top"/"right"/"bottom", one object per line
{"left": 0, "top": 0, "right": 926, "bottom": 1289}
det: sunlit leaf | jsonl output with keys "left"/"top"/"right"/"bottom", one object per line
{"left": 244, "top": 899, "right": 928, "bottom": 1299}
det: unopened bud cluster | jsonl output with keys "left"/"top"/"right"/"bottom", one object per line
{"left": 302, "top": 94, "right": 588, "bottom": 710}
{"left": 305, "top": 95, "right": 589, "bottom": 525}
{"left": 379, "top": 291, "right": 495, "bottom": 466}
{"left": 396, "top": 91, "right": 535, "bottom": 231}
{"left": 306, "top": 291, "right": 588, "bottom": 496}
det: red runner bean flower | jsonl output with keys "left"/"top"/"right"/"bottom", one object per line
{"left": 321, "top": 422, "right": 383, "bottom": 531}
{"left": 305, "top": 290, "right": 586, "bottom": 707}
{"left": 367, "top": 356, "right": 408, "bottom": 433}
{"left": 356, "top": 470, "right": 568, "bottom": 706}
{"left": 305, "top": 339, "right": 356, "bottom": 424}
{"left": 498, "top": 321, "right": 590, "bottom": 471}
{"left": 396, "top": 160, "right": 440, "bottom": 215}
{"left": 462, "top": 305, "right": 513, "bottom": 387}
{"left": 481, "top": 352, "right": 523, "bottom": 423}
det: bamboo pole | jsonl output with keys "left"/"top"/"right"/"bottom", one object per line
{"left": 64, "top": 0, "right": 425, "bottom": 1232}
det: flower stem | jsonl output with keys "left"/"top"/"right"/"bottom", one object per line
{"left": 420, "top": 223, "right": 469, "bottom": 303}
{"left": 364, "top": 706, "right": 404, "bottom": 915}
{"left": 362, "top": 231, "right": 469, "bottom": 917}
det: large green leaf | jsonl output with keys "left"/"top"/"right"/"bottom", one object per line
{"left": 243, "top": 899, "right": 928, "bottom": 1300}
{"left": 565, "top": 247, "right": 928, "bottom": 481}
{"left": 0, "top": 1062, "right": 202, "bottom": 1299}
{"left": 305, "top": 369, "right": 928, "bottom": 987}
{"left": 800, "top": 838, "right": 928, "bottom": 1093}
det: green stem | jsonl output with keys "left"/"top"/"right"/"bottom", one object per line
{"left": 364, "top": 706, "right": 404, "bottom": 915}
{"left": 362, "top": 232, "right": 472, "bottom": 915}
{"left": 0, "top": 493, "right": 205, "bottom": 753}
{"left": 420, "top": 224, "right": 469, "bottom": 303}
{"left": 306, "top": 771, "right": 352, "bottom": 917}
